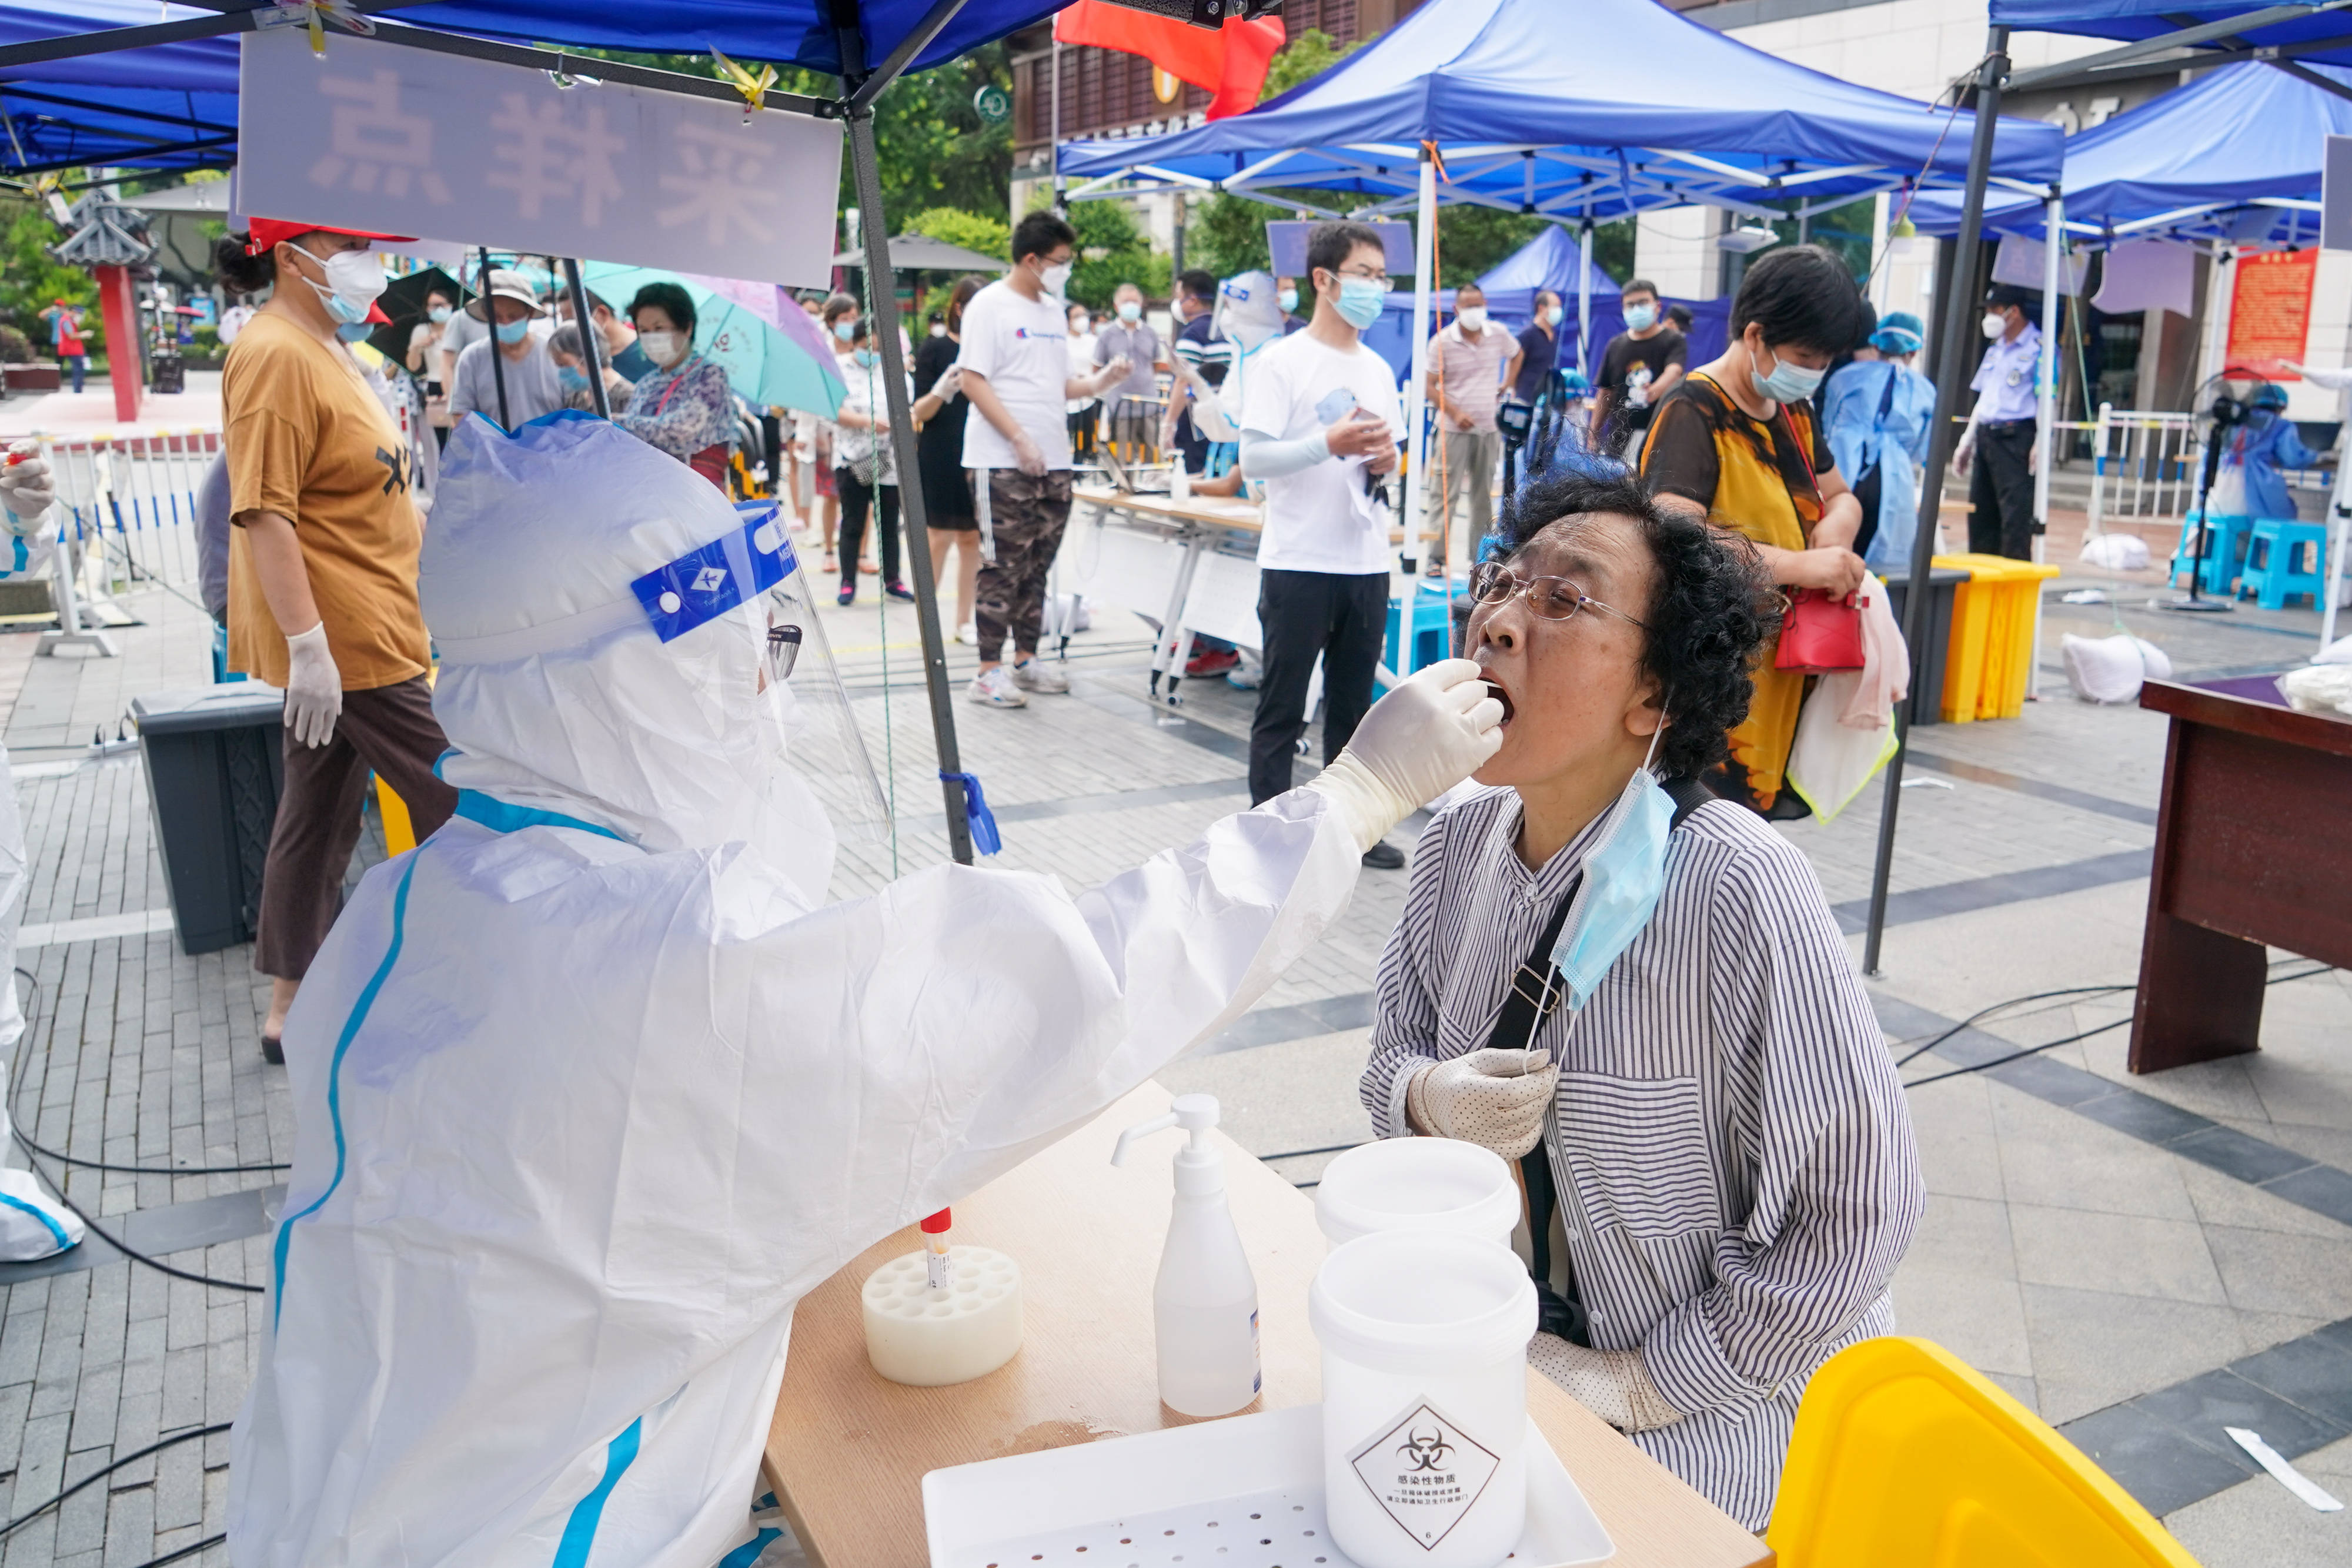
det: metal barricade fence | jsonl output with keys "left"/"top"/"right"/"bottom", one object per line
{"left": 2083, "top": 404, "right": 2202, "bottom": 536}
{"left": 40, "top": 429, "right": 220, "bottom": 611}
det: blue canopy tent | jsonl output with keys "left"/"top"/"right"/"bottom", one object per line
{"left": 1058, "top": 0, "right": 2064, "bottom": 604}
{"left": 0, "top": 0, "right": 1090, "bottom": 868}
{"left": 0, "top": 1, "right": 236, "bottom": 176}
{"left": 1907, "top": 61, "right": 2352, "bottom": 250}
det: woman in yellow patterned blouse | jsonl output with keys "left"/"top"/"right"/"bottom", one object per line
{"left": 1641, "top": 246, "right": 1869, "bottom": 817}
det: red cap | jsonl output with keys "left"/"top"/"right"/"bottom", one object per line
{"left": 918, "top": 1209, "right": 953, "bottom": 1235}
{"left": 245, "top": 218, "right": 416, "bottom": 256}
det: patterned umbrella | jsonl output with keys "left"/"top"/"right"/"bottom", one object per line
{"left": 581, "top": 263, "right": 845, "bottom": 419}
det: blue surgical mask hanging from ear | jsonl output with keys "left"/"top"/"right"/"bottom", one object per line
{"left": 335, "top": 322, "right": 373, "bottom": 343}
{"left": 1548, "top": 722, "right": 1674, "bottom": 1012}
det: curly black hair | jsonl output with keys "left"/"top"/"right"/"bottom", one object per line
{"left": 1491, "top": 470, "right": 1779, "bottom": 781}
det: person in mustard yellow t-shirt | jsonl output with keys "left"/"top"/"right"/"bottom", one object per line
{"left": 214, "top": 219, "right": 457, "bottom": 1062}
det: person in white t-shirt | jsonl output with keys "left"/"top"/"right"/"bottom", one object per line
{"left": 956, "top": 210, "right": 1132, "bottom": 709}
{"left": 1238, "top": 221, "right": 1408, "bottom": 868}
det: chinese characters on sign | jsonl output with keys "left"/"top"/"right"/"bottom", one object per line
{"left": 238, "top": 30, "right": 841, "bottom": 287}
{"left": 2226, "top": 248, "right": 2317, "bottom": 379}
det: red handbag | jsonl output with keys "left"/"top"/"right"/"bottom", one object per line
{"left": 1771, "top": 400, "right": 1866, "bottom": 673}
{"left": 1777, "top": 588, "right": 1867, "bottom": 672}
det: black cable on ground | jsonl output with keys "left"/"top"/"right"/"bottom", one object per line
{"left": 1891, "top": 984, "right": 2134, "bottom": 1069}
{"left": 1902, "top": 964, "right": 2338, "bottom": 1091}
{"left": 135, "top": 1532, "right": 224, "bottom": 1567}
{"left": 0, "top": 1423, "right": 229, "bottom": 1545}
{"left": 5, "top": 971, "right": 268, "bottom": 1292}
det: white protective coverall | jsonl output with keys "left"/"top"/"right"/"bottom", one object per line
{"left": 0, "top": 446, "right": 85, "bottom": 1261}
{"left": 230, "top": 412, "right": 1500, "bottom": 1568}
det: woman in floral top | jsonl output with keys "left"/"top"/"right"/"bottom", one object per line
{"left": 614, "top": 280, "right": 737, "bottom": 488}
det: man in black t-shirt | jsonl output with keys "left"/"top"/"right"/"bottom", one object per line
{"left": 1591, "top": 278, "right": 1686, "bottom": 459}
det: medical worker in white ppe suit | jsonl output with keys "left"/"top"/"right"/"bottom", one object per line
{"left": 229, "top": 410, "right": 1504, "bottom": 1568}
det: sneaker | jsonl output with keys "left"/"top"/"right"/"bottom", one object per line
{"left": 954, "top": 621, "right": 975, "bottom": 645}
{"left": 1010, "top": 658, "right": 1070, "bottom": 694}
{"left": 966, "top": 666, "right": 1028, "bottom": 707}
{"left": 1361, "top": 841, "right": 1406, "bottom": 870}
{"left": 837, "top": 584, "right": 856, "bottom": 607}
{"left": 885, "top": 580, "right": 916, "bottom": 603}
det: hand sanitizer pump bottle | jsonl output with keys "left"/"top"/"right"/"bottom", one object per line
{"left": 1112, "top": 1094, "right": 1261, "bottom": 1418}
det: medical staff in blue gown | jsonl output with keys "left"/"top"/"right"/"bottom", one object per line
{"left": 1822, "top": 312, "right": 1937, "bottom": 573}
{"left": 2219, "top": 382, "right": 2325, "bottom": 521}
{"left": 228, "top": 412, "right": 1504, "bottom": 1568}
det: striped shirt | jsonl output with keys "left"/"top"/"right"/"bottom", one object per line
{"left": 1361, "top": 785, "right": 1923, "bottom": 1530}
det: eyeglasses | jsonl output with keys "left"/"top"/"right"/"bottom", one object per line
{"left": 1329, "top": 264, "right": 1389, "bottom": 281}
{"left": 1467, "top": 562, "right": 1646, "bottom": 628}
{"left": 766, "top": 624, "right": 803, "bottom": 682}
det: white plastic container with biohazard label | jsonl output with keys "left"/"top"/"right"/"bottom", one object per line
{"left": 1310, "top": 1230, "right": 1538, "bottom": 1568}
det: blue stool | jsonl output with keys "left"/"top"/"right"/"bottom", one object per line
{"left": 2239, "top": 517, "right": 2329, "bottom": 610}
{"left": 2170, "top": 510, "right": 2251, "bottom": 596}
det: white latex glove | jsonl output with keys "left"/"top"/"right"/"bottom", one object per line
{"left": 930, "top": 366, "right": 963, "bottom": 403}
{"left": 1528, "top": 1333, "right": 1683, "bottom": 1433}
{"left": 1009, "top": 429, "right": 1047, "bottom": 478}
{"left": 1405, "top": 1048, "right": 1558, "bottom": 1158}
{"left": 1304, "top": 657, "right": 1504, "bottom": 854}
{"left": 0, "top": 442, "right": 54, "bottom": 531}
{"left": 282, "top": 621, "right": 342, "bottom": 749}
{"left": 1949, "top": 431, "right": 1976, "bottom": 478}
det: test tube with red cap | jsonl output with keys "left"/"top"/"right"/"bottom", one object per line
{"left": 920, "top": 1208, "right": 954, "bottom": 1292}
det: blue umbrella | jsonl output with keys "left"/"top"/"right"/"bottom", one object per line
{"left": 582, "top": 263, "right": 845, "bottom": 418}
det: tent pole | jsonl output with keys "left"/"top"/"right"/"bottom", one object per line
{"left": 1862, "top": 24, "right": 2009, "bottom": 978}
{"left": 2324, "top": 442, "right": 2351, "bottom": 652}
{"left": 1052, "top": 36, "right": 1066, "bottom": 215}
{"left": 1577, "top": 219, "right": 1594, "bottom": 376}
{"left": 560, "top": 257, "right": 609, "bottom": 420}
{"left": 1402, "top": 146, "right": 1438, "bottom": 573}
{"left": 1869, "top": 192, "right": 1892, "bottom": 315}
{"left": 479, "top": 246, "right": 510, "bottom": 431}
{"left": 2026, "top": 190, "right": 2063, "bottom": 700}
{"left": 843, "top": 103, "right": 976, "bottom": 866}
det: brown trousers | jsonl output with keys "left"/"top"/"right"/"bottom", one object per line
{"left": 255, "top": 674, "right": 457, "bottom": 981}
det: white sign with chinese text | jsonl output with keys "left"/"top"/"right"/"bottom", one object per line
{"left": 236, "top": 30, "right": 841, "bottom": 287}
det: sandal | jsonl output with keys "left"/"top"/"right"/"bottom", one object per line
{"left": 821, "top": 552, "right": 838, "bottom": 573}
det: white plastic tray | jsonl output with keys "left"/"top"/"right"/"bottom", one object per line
{"left": 922, "top": 1403, "right": 1614, "bottom": 1568}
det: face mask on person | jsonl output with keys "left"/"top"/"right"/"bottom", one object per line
{"left": 495, "top": 318, "right": 530, "bottom": 346}
{"left": 1982, "top": 311, "right": 2009, "bottom": 340}
{"left": 1458, "top": 306, "right": 1488, "bottom": 332}
{"left": 1070, "top": 315, "right": 1091, "bottom": 337}
{"left": 1334, "top": 276, "right": 1386, "bottom": 330}
{"left": 928, "top": 323, "right": 947, "bottom": 337}
{"left": 1544, "top": 306, "right": 1563, "bottom": 327}
{"left": 851, "top": 347, "right": 877, "bottom": 369}
{"left": 639, "top": 331, "right": 684, "bottom": 366}
{"left": 288, "top": 244, "right": 387, "bottom": 326}
{"left": 1623, "top": 303, "right": 1657, "bottom": 333}
{"left": 1118, "top": 300, "right": 1142, "bottom": 323}
{"left": 1751, "top": 342, "right": 1825, "bottom": 405}
{"left": 833, "top": 318, "right": 858, "bottom": 343}
{"left": 1548, "top": 726, "right": 1672, "bottom": 1012}
{"left": 429, "top": 306, "right": 453, "bottom": 326}
{"left": 335, "top": 322, "right": 373, "bottom": 343}
{"left": 557, "top": 365, "right": 589, "bottom": 393}
{"left": 1277, "top": 287, "right": 1298, "bottom": 315}
{"left": 1037, "top": 258, "right": 1073, "bottom": 297}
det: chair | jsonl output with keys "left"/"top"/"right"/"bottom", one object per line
{"left": 2169, "top": 509, "right": 2250, "bottom": 597}
{"left": 2237, "top": 516, "right": 2330, "bottom": 611}
{"left": 1766, "top": 1337, "right": 2199, "bottom": 1567}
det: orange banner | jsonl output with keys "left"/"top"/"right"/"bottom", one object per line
{"left": 2226, "top": 248, "right": 2317, "bottom": 377}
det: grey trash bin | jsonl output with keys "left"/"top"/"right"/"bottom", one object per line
{"left": 132, "top": 686, "right": 285, "bottom": 955}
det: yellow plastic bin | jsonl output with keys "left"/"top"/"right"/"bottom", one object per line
{"left": 1933, "top": 553, "right": 2061, "bottom": 723}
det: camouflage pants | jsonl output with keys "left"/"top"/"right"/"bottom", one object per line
{"left": 971, "top": 469, "right": 1073, "bottom": 661}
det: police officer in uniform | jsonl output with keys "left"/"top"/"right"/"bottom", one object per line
{"left": 1950, "top": 283, "right": 2044, "bottom": 560}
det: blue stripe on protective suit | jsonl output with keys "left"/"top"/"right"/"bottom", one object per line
{"left": 553, "top": 1416, "right": 644, "bottom": 1568}
{"left": 716, "top": 1528, "right": 783, "bottom": 1568}
{"left": 269, "top": 854, "right": 419, "bottom": 1330}
{"left": 631, "top": 505, "right": 796, "bottom": 644}
{"left": 453, "top": 790, "right": 623, "bottom": 842}
{"left": 0, "top": 1190, "right": 70, "bottom": 1252}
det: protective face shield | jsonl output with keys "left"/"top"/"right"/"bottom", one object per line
{"left": 422, "top": 413, "right": 888, "bottom": 905}
{"left": 1215, "top": 271, "right": 1285, "bottom": 357}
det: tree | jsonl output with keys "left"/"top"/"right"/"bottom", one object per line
{"left": 1027, "top": 192, "right": 1168, "bottom": 311}
{"left": 906, "top": 207, "right": 1010, "bottom": 262}
{"left": 1258, "top": 27, "right": 1368, "bottom": 103}
{"left": 0, "top": 195, "right": 97, "bottom": 352}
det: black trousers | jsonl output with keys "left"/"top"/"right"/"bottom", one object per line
{"left": 1969, "top": 422, "right": 2037, "bottom": 560}
{"left": 836, "top": 469, "right": 899, "bottom": 590}
{"left": 1249, "top": 569, "right": 1391, "bottom": 805}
